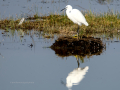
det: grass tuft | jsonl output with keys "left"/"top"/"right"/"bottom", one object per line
{"left": 0, "top": 10, "right": 120, "bottom": 35}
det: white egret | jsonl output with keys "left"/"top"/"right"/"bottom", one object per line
{"left": 61, "top": 5, "right": 88, "bottom": 36}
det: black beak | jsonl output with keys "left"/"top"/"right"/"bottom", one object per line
{"left": 61, "top": 8, "right": 65, "bottom": 11}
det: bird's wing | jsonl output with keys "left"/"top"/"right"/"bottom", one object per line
{"left": 71, "top": 9, "right": 87, "bottom": 25}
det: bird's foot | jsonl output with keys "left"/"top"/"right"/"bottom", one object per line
{"left": 72, "top": 34, "right": 78, "bottom": 38}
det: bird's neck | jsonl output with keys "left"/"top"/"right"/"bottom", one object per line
{"left": 66, "top": 9, "right": 72, "bottom": 13}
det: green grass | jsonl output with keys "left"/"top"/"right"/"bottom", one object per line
{"left": 0, "top": 10, "right": 120, "bottom": 36}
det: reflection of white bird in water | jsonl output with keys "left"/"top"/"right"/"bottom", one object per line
{"left": 66, "top": 66, "right": 89, "bottom": 90}
{"left": 61, "top": 5, "right": 88, "bottom": 37}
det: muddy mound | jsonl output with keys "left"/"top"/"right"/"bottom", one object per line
{"left": 50, "top": 36, "right": 105, "bottom": 57}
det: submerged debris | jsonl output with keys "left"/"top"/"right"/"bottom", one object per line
{"left": 50, "top": 36, "right": 105, "bottom": 57}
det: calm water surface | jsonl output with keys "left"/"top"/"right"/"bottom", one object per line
{"left": 0, "top": 29, "right": 120, "bottom": 90}
{"left": 1, "top": 0, "right": 120, "bottom": 18}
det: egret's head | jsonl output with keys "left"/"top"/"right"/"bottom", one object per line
{"left": 65, "top": 5, "right": 72, "bottom": 10}
{"left": 61, "top": 5, "right": 72, "bottom": 11}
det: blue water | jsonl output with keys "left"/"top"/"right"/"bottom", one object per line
{"left": 0, "top": 29, "right": 120, "bottom": 90}
{"left": 1, "top": 0, "right": 120, "bottom": 19}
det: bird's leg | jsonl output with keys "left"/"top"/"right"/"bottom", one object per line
{"left": 77, "top": 25, "right": 79, "bottom": 38}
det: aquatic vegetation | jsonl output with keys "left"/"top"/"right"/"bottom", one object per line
{"left": 0, "top": 10, "right": 120, "bottom": 36}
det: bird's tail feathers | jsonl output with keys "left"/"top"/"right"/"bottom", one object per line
{"left": 84, "top": 21, "right": 89, "bottom": 26}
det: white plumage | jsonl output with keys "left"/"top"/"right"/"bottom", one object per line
{"left": 61, "top": 5, "right": 88, "bottom": 36}
{"left": 65, "top": 5, "right": 88, "bottom": 26}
